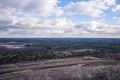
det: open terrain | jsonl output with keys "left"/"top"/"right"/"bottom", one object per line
{"left": 0, "top": 56, "right": 120, "bottom": 80}
{"left": 0, "top": 38, "right": 120, "bottom": 80}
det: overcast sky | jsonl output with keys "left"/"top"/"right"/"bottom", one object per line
{"left": 0, "top": 0, "right": 120, "bottom": 38}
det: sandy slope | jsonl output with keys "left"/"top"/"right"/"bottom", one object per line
{"left": 0, "top": 57, "right": 120, "bottom": 80}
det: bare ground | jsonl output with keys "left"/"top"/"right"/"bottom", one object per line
{"left": 0, "top": 56, "right": 120, "bottom": 80}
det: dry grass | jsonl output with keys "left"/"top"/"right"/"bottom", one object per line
{"left": 80, "top": 67, "right": 120, "bottom": 80}
{"left": 0, "top": 57, "right": 120, "bottom": 80}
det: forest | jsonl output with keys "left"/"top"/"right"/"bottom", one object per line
{"left": 0, "top": 41, "right": 120, "bottom": 64}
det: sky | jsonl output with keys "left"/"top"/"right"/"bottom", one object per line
{"left": 0, "top": 0, "right": 120, "bottom": 38}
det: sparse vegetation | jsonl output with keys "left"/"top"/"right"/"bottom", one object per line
{"left": 80, "top": 67, "right": 120, "bottom": 80}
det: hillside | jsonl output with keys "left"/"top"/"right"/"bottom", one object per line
{"left": 0, "top": 57, "right": 120, "bottom": 80}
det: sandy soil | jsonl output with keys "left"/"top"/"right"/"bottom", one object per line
{"left": 0, "top": 57, "right": 120, "bottom": 80}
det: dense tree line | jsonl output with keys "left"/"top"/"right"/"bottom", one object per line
{"left": 0, "top": 42, "right": 120, "bottom": 64}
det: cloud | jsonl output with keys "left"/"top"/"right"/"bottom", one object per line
{"left": 0, "top": 0, "right": 29, "bottom": 16}
{"left": 16, "top": 17, "right": 39, "bottom": 27}
{"left": 0, "top": 0, "right": 29, "bottom": 9}
{"left": 0, "top": 0, "right": 120, "bottom": 38}
{"left": 113, "top": 15, "right": 120, "bottom": 23}
{"left": 0, "top": 0, "right": 63, "bottom": 17}
{"left": 112, "top": 5, "right": 120, "bottom": 11}
{"left": 64, "top": 0, "right": 116, "bottom": 17}
{"left": 76, "top": 21, "right": 120, "bottom": 34}
{"left": 1, "top": 17, "right": 120, "bottom": 37}
{"left": 37, "top": 18, "right": 74, "bottom": 29}
{"left": 0, "top": 14, "right": 20, "bottom": 31}
{"left": 0, "top": 17, "right": 74, "bottom": 35}
{"left": 24, "top": 0, "right": 63, "bottom": 16}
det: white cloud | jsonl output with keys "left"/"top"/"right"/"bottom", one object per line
{"left": 14, "top": 17, "right": 74, "bottom": 29}
{"left": 0, "top": 0, "right": 29, "bottom": 16}
{"left": 38, "top": 18, "right": 74, "bottom": 29}
{"left": 102, "top": 0, "right": 116, "bottom": 6}
{"left": 0, "top": 17, "right": 74, "bottom": 35}
{"left": 1, "top": 18, "right": 120, "bottom": 37}
{"left": 113, "top": 15, "right": 120, "bottom": 23}
{"left": 0, "top": 0, "right": 29, "bottom": 9}
{"left": 74, "top": 20, "right": 120, "bottom": 36}
{"left": 24, "top": 0, "right": 63, "bottom": 16}
{"left": 0, "top": 0, "right": 120, "bottom": 38}
{"left": 64, "top": 0, "right": 116, "bottom": 17}
{"left": 16, "top": 17, "right": 39, "bottom": 27}
{"left": 112, "top": 5, "right": 120, "bottom": 11}
{"left": 0, "top": 0, "right": 63, "bottom": 17}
